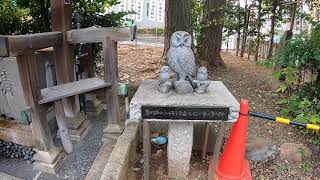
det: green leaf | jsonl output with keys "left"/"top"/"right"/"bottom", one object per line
{"left": 276, "top": 84, "right": 287, "bottom": 93}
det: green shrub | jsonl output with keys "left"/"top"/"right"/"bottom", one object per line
{"left": 272, "top": 25, "right": 320, "bottom": 138}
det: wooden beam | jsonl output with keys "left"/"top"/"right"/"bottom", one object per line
{"left": 0, "top": 32, "right": 63, "bottom": 57}
{"left": 67, "top": 27, "right": 134, "bottom": 43}
{"left": 39, "top": 77, "right": 111, "bottom": 104}
{"left": 54, "top": 100, "right": 73, "bottom": 154}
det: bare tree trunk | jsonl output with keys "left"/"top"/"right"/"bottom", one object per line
{"left": 226, "top": 36, "right": 229, "bottom": 52}
{"left": 289, "top": 2, "right": 297, "bottom": 32}
{"left": 240, "top": 0, "right": 249, "bottom": 57}
{"left": 254, "top": 0, "right": 262, "bottom": 62}
{"left": 236, "top": 0, "right": 241, "bottom": 56}
{"left": 201, "top": 0, "right": 226, "bottom": 68}
{"left": 163, "top": 0, "right": 193, "bottom": 57}
{"left": 267, "top": 0, "right": 278, "bottom": 59}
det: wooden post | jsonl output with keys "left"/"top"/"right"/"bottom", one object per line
{"left": 54, "top": 100, "right": 73, "bottom": 154}
{"left": 208, "top": 122, "right": 226, "bottom": 179}
{"left": 51, "top": 0, "right": 79, "bottom": 117}
{"left": 201, "top": 123, "right": 210, "bottom": 160}
{"left": 103, "top": 37, "right": 120, "bottom": 125}
{"left": 16, "top": 51, "right": 54, "bottom": 151}
{"left": 143, "top": 120, "right": 151, "bottom": 180}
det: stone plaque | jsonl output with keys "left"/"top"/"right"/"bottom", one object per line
{"left": 141, "top": 106, "right": 229, "bottom": 121}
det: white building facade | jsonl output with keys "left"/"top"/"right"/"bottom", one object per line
{"left": 111, "top": 0, "right": 165, "bottom": 28}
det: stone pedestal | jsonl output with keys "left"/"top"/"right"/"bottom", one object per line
{"left": 33, "top": 147, "right": 66, "bottom": 174}
{"left": 102, "top": 124, "right": 123, "bottom": 143}
{"left": 57, "top": 112, "right": 92, "bottom": 141}
{"left": 168, "top": 122, "right": 193, "bottom": 178}
{"left": 85, "top": 94, "right": 105, "bottom": 116}
{"left": 128, "top": 80, "right": 240, "bottom": 178}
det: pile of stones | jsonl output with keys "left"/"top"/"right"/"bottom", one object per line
{"left": 0, "top": 140, "right": 35, "bottom": 163}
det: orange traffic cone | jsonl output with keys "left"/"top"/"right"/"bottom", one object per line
{"left": 211, "top": 100, "right": 252, "bottom": 180}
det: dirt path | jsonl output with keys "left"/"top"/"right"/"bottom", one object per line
{"left": 118, "top": 45, "right": 320, "bottom": 179}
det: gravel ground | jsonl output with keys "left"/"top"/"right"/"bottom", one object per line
{"left": 118, "top": 45, "right": 320, "bottom": 179}
{"left": 0, "top": 111, "right": 108, "bottom": 180}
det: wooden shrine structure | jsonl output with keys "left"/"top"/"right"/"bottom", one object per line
{"left": 0, "top": 0, "right": 134, "bottom": 173}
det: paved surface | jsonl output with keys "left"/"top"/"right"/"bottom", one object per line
{"left": 0, "top": 111, "right": 108, "bottom": 180}
{"left": 121, "top": 34, "right": 164, "bottom": 47}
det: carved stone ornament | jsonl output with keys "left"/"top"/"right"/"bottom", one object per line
{"left": 158, "top": 31, "right": 210, "bottom": 94}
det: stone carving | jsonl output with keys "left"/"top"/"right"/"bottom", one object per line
{"left": 158, "top": 66, "right": 173, "bottom": 93}
{"left": 194, "top": 67, "right": 210, "bottom": 94}
{"left": 159, "top": 31, "right": 210, "bottom": 94}
{"left": 0, "top": 70, "right": 14, "bottom": 96}
{"left": 167, "top": 31, "right": 195, "bottom": 94}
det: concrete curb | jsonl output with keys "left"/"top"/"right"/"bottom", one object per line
{"left": 100, "top": 121, "right": 140, "bottom": 180}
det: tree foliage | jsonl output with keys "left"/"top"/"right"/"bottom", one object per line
{"left": 0, "top": 0, "right": 130, "bottom": 35}
{"left": 0, "top": 0, "right": 29, "bottom": 34}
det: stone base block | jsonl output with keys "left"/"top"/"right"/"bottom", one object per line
{"left": 57, "top": 120, "right": 92, "bottom": 141}
{"left": 168, "top": 122, "right": 193, "bottom": 178}
{"left": 85, "top": 100, "right": 106, "bottom": 117}
{"left": 33, "top": 147, "right": 66, "bottom": 174}
{"left": 102, "top": 124, "right": 123, "bottom": 143}
{"left": 65, "top": 113, "right": 86, "bottom": 130}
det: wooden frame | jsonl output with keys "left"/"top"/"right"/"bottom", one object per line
{"left": 0, "top": 32, "right": 63, "bottom": 57}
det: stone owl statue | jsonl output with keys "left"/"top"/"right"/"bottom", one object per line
{"left": 167, "top": 31, "right": 196, "bottom": 94}
{"left": 197, "top": 67, "right": 208, "bottom": 81}
{"left": 158, "top": 66, "right": 173, "bottom": 93}
{"left": 195, "top": 67, "right": 210, "bottom": 94}
{"left": 159, "top": 66, "right": 170, "bottom": 84}
{"left": 167, "top": 31, "right": 196, "bottom": 82}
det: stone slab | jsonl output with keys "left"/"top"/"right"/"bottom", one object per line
{"left": 129, "top": 80, "right": 239, "bottom": 124}
{"left": 0, "top": 172, "right": 23, "bottom": 180}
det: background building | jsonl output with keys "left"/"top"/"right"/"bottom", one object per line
{"left": 110, "top": 0, "right": 165, "bottom": 28}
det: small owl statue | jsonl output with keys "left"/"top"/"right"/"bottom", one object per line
{"left": 159, "top": 66, "right": 170, "bottom": 84}
{"left": 195, "top": 67, "right": 210, "bottom": 94}
{"left": 167, "top": 31, "right": 196, "bottom": 94}
{"left": 197, "top": 67, "right": 208, "bottom": 81}
{"left": 158, "top": 66, "right": 172, "bottom": 93}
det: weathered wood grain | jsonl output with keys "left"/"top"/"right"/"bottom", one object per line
{"left": 0, "top": 32, "right": 62, "bottom": 57}
{"left": 16, "top": 51, "right": 54, "bottom": 151}
{"left": 39, "top": 78, "right": 111, "bottom": 104}
{"left": 51, "top": 0, "right": 79, "bottom": 117}
{"left": 67, "top": 27, "right": 134, "bottom": 43}
{"left": 143, "top": 121, "right": 151, "bottom": 180}
{"left": 103, "top": 38, "right": 120, "bottom": 125}
{"left": 54, "top": 100, "right": 73, "bottom": 154}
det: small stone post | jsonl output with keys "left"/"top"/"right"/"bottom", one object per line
{"left": 168, "top": 122, "right": 193, "bottom": 178}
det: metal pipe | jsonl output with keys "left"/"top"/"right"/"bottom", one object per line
{"left": 249, "top": 111, "right": 319, "bottom": 132}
